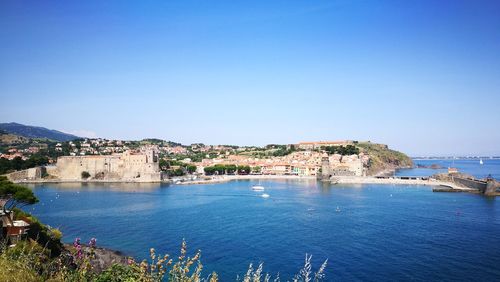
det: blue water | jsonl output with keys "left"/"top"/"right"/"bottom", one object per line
{"left": 27, "top": 179, "right": 500, "bottom": 281}
{"left": 396, "top": 158, "right": 500, "bottom": 180}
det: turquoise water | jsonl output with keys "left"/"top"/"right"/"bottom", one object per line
{"left": 397, "top": 158, "right": 500, "bottom": 180}
{"left": 28, "top": 179, "right": 500, "bottom": 281}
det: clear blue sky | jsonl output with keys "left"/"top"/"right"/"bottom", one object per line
{"left": 1, "top": 0, "right": 499, "bottom": 156}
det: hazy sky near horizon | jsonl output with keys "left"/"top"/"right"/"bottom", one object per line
{"left": 1, "top": 0, "right": 499, "bottom": 156}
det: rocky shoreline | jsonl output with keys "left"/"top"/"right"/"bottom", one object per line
{"left": 63, "top": 244, "right": 129, "bottom": 273}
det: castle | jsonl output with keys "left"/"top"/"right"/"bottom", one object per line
{"left": 51, "top": 146, "right": 162, "bottom": 182}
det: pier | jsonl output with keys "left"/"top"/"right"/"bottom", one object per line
{"left": 330, "top": 175, "right": 499, "bottom": 196}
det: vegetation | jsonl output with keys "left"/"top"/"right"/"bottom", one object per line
{"left": 356, "top": 142, "right": 413, "bottom": 175}
{"left": 0, "top": 122, "right": 79, "bottom": 142}
{"left": 0, "top": 154, "right": 49, "bottom": 175}
{"left": 239, "top": 145, "right": 298, "bottom": 159}
{"left": 203, "top": 164, "right": 252, "bottom": 175}
{"left": 159, "top": 159, "right": 197, "bottom": 177}
{"left": 0, "top": 176, "right": 39, "bottom": 212}
{"left": 0, "top": 177, "right": 63, "bottom": 257}
{"left": 0, "top": 237, "right": 328, "bottom": 282}
{"left": 321, "top": 145, "right": 359, "bottom": 156}
{"left": 81, "top": 171, "right": 91, "bottom": 179}
{"left": 271, "top": 147, "right": 296, "bottom": 157}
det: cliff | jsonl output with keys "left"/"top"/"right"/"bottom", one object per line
{"left": 356, "top": 142, "right": 413, "bottom": 176}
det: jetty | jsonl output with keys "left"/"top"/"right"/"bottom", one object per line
{"left": 328, "top": 175, "right": 499, "bottom": 196}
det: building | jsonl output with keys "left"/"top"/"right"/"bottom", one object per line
{"left": 1, "top": 210, "right": 30, "bottom": 245}
{"left": 261, "top": 163, "right": 292, "bottom": 175}
{"left": 291, "top": 165, "right": 320, "bottom": 176}
{"left": 53, "top": 146, "right": 162, "bottom": 182}
{"left": 297, "top": 140, "right": 353, "bottom": 150}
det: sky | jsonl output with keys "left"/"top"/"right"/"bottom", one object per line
{"left": 1, "top": 0, "right": 499, "bottom": 156}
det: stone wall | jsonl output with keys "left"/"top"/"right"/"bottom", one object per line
{"left": 54, "top": 148, "right": 162, "bottom": 182}
{"left": 7, "top": 167, "right": 45, "bottom": 182}
{"left": 453, "top": 177, "right": 487, "bottom": 191}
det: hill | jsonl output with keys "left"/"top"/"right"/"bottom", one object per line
{"left": 0, "top": 122, "right": 80, "bottom": 142}
{"left": 0, "top": 130, "right": 30, "bottom": 145}
{"left": 357, "top": 142, "right": 413, "bottom": 176}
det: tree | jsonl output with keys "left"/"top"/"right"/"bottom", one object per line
{"left": 167, "top": 168, "right": 185, "bottom": 177}
{"left": 204, "top": 165, "right": 226, "bottom": 175}
{"left": 204, "top": 166, "right": 216, "bottom": 175}
{"left": 81, "top": 171, "right": 91, "bottom": 179}
{"left": 213, "top": 164, "right": 226, "bottom": 175}
{"left": 225, "top": 164, "right": 237, "bottom": 174}
{"left": 0, "top": 176, "right": 39, "bottom": 215}
{"left": 322, "top": 145, "right": 359, "bottom": 156}
{"left": 186, "top": 165, "right": 197, "bottom": 174}
{"left": 159, "top": 159, "right": 169, "bottom": 171}
{"left": 252, "top": 166, "right": 262, "bottom": 174}
{"left": 237, "top": 165, "right": 251, "bottom": 175}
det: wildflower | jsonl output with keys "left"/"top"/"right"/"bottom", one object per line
{"left": 150, "top": 248, "right": 156, "bottom": 260}
{"left": 88, "top": 238, "right": 97, "bottom": 248}
{"left": 73, "top": 237, "right": 81, "bottom": 248}
{"left": 127, "top": 257, "right": 135, "bottom": 265}
{"left": 73, "top": 248, "right": 82, "bottom": 259}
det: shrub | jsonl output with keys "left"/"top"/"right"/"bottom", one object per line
{"left": 81, "top": 171, "right": 91, "bottom": 179}
{"left": 50, "top": 228, "right": 63, "bottom": 241}
{"left": 14, "top": 208, "right": 64, "bottom": 258}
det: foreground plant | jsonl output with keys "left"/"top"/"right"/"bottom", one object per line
{"left": 1, "top": 236, "right": 328, "bottom": 281}
{"left": 239, "top": 254, "right": 328, "bottom": 282}
{"left": 120, "top": 239, "right": 217, "bottom": 282}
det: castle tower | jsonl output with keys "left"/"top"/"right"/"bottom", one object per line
{"left": 321, "top": 153, "right": 331, "bottom": 180}
{"left": 484, "top": 174, "right": 497, "bottom": 196}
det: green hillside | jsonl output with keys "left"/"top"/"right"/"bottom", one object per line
{"left": 357, "top": 142, "right": 413, "bottom": 176}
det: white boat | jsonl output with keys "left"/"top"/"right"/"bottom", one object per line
{"left": 261, "top": 193, "right": 270, "bottom": 198}
{"left": 480, "top": 158, "right": 484, "bottom": 165}
{"left": 252, "top": 185, "right": 265, "bottom": 191}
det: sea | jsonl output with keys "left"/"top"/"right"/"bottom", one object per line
{"left": 396, "top": 158, "right": 500, "bottom": 180}
{"left": 27, "top": 159, "right": 500, "bottom": 281}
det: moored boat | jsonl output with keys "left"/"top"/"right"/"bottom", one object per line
{"left": 252, "top": 185, "right": 265, "bottom": 191}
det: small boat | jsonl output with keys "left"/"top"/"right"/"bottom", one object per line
{"left": 252, "top": 185, "right": 265, "bottom": 191}
{"left": 335, "top": 206, "right": 341, "bottom": 212}
{"left": 261, "top": 193, "right": 270, "bottom": 198}
{"left": 480, "top": 158, "right": 484, "bottom": 165}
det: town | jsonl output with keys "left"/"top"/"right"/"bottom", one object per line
{"left": 1, "top": 133, "right": 396, "bottom": 182}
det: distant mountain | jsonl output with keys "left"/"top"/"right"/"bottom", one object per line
{"left": 0, "top": 122, "right": 81, "bottom": 142}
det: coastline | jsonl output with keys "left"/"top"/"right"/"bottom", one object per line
{"left": 9, "top": 173, "right": 495, "bottom": 195}
{"left": 176, "top": 174, "right": 317, "bottom": 185}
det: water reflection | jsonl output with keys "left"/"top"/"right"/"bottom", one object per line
{"left": 27, "top": 182, "right": 170, "bottom": 192}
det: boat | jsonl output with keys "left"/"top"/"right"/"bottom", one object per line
{"left": 480, "top": 158, "right": 484, "bottom": 165}
{"left": 252, "top": 185, "right": 265, "bottom": 191}
{"left": 261, "top": 193, "right": 270, "bottom": 198}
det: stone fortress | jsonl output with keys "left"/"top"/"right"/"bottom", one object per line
{"left": 48, "top": 145, "right": 162, "bottom": 182}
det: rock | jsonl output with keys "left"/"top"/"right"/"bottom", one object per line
{"left": 63, "top": 244, "right": 129, "bottom": 273}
